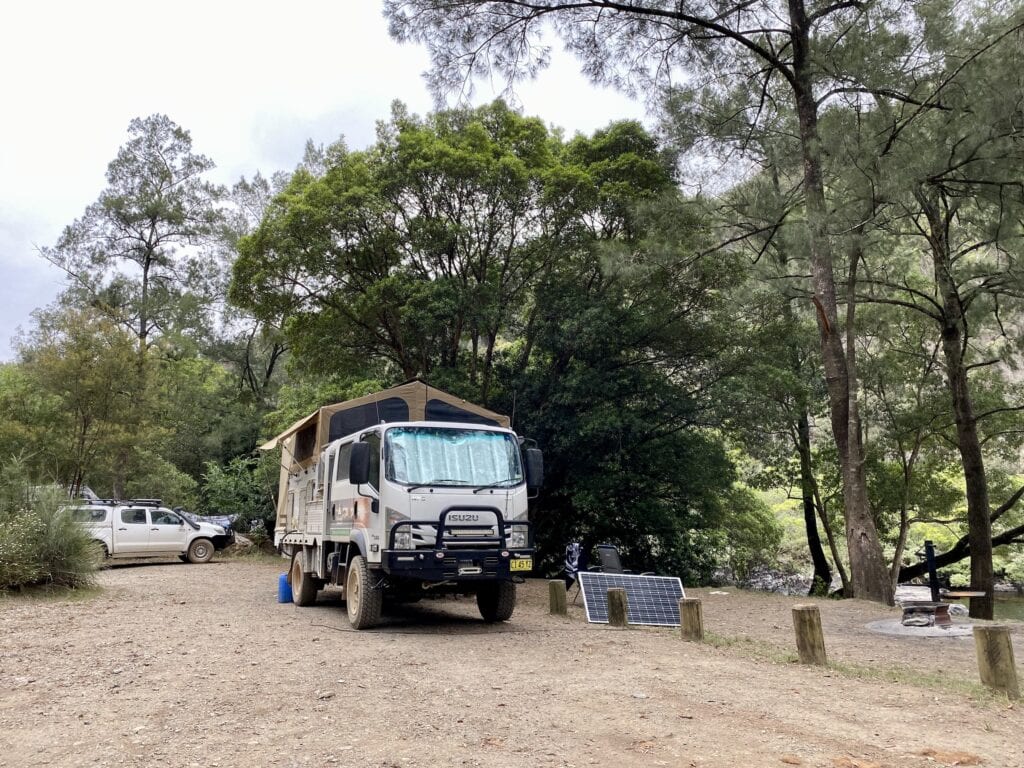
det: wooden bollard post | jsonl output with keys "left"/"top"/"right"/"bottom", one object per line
{"left": 608, "top": 587, "right": 628, "bottom": 627}
{"left": 548, "top": 579, "right": 568, "bottom": 616}
{"left": 973, "top": 625, "right": 1020, "bottom": 699}
{"left": 792, "top": 604, "right": 827, "bottom": 665}
{"left": 679, "top": 597, "right": 703, "bottom": 641}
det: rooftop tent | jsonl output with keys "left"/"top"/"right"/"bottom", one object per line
{"left": 259, "top": 380, "right": 510, "bottom": 470}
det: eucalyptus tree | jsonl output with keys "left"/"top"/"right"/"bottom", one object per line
{"left": 44, "top": 114, "right": 225, "bottom": 363}
{"left": 383, "top": 0, "right": 925, "bottom": 602}
{"left": 209, "top": 172, "right": 288, "bottom": 407}
{"left": 820, "top": 7, "right": 1024, "bottom": 616}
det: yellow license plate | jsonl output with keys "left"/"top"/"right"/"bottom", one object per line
{"left": 510, "top": 558, "right": 532, "bottom": 572}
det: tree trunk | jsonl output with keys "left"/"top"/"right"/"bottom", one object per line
{"left": 481, "top": 329, "right": 497, "bottom": 405}
{"left": 788, "top": 0, "right": 892, "bottom": 604}
{"left": 921, "top": 192, "right": 994, "bottom": 619}
{"left": 798, "top": 410, "right": 832, "bottom": 595}
{"left": 813, "top": 481, "right": 850, "bottom": 594}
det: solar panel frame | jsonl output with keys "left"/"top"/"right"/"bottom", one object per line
{"left": 578, "top": 571, "right": 686, "bottom": 627}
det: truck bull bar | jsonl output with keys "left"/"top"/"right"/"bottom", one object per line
{"left": 384, "top": 506, "right": 533, "bottom": 581}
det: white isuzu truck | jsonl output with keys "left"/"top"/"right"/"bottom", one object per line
{"left": 260, "top": 381, "right": 543, "bottom": 629}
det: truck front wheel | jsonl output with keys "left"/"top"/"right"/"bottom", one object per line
{"left": 291, "top": 555, "right": 317, "bottom": 606}
{"left": 186, "top": 538, "right": 214, "bottom": 564}
{"left": 346, "top": 555, "right": 383, "bottom": 629}
{"left": 477, "top": 581, "right": 516, "bottom": 622}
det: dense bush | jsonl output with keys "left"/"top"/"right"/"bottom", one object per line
{"left": 0, "top": 462, "right": 98, "bottom": 590}
{"left": 200, "top": 456, "right": 276, "bottom": 533}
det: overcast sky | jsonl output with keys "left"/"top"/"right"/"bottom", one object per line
{"left": 0, "top": 1, "right": 647, "bottom": 361}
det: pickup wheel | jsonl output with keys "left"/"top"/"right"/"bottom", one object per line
{"left": 477, "top": 581, "right": 516, "bottom": 622}
{"left": 91, "top": 541, "right": 108, "bottom": 567}
{"left": 291, "top": 555, "right": 317, "bottom": 606}
{"left": 346, "top": 555, "right": 382, "bottom": 629}
{"left": 186, "top": 538, "right": 214, "bottom": 564}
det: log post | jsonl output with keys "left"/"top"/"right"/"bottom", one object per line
{"left": 548, "top": 579, "right": 568, "bottom": 616}
{"left": 679, "top": 597, "right": 704, "bottom": 641}
{"left": 973, "top": 625, "right": 1020, "bottom": 699}
{"left": 792, "top": 604, "right": 827, "bottom": 665}
{"left": 608, "top": 587, "right": 628, "bottom": 627}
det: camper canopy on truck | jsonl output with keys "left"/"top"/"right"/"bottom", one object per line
{"left": 260, "top": 381, "right": 543, "bottom": 629}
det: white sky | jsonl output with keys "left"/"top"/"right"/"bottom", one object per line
{"left": 0, "top": 0, "right": 646, "bottom": 360}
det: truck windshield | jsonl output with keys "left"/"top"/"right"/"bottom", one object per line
{"left": 385, "top": 427, "right": 523, "bottom": 488}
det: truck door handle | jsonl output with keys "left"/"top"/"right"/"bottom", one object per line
{"left": 151, "top": 527, "right": 159, "bottom": 531}
{"left": 118, "top": 527, "right": 128, "bottom": 531}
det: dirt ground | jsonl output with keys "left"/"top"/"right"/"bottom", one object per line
{"left": 1, "top": 559, "right": 1022, "bottom": 768}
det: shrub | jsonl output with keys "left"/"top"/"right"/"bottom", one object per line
{"left": 0, "top": 461, "right": 97, "bottom": 590}
{"left": 0, "top": 510, "right": 45, "bottom": 589}
{"left": 200, "top": 456, "right": 276, "bottom": 533}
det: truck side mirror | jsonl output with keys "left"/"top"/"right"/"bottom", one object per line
{"left": 524, "top": 448, "right": 544, "bottom": 490}
{"left": 349, "top": 442, "right": 371, "bottom": 486}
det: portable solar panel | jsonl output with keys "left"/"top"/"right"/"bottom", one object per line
{"left": 578, "top": 571, "right": 686, "bottom": 627}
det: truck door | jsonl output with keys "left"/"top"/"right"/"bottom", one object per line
{"left": 148, "top": 509, "right": 188, "bottom": 553}
{"left": 115, "top": 507, "right": 150, "bottom": 554}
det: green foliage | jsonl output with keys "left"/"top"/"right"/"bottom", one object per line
{"left": 0, "top": 509, "right": 44, "bottom": 589}
{"left": 43, "top": 114, "right": 225, "bottom": 356}
{"left": 232, "top": 104, "right": 741, "bottom": 579}
{"left": 13, "top": 307, "right": 139, "bottom": 493}
{"left": 264, "top": 374, "right": 384, "bottom": 437}
{"left": 201, "top": 456, "right": 276, "bottom": 531}
{"left": 718, "top": 485, "right": 783, "bottom": 582}
{"left": 0, "top": 460, "right": 97, "bottom": 591}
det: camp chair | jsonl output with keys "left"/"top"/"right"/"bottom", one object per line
{"left": 570, "top": 544, "right": 653, "bottom": 603}
{"left": 593, "top": 544, "right": 655, "bottom": 576}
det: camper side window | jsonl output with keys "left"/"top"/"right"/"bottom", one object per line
{"left": 316, "top": 455, "right": 325, "bottom": 494}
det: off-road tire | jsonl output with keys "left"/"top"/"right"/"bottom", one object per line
{"left": 186, "top": 538, "right": 214, "bottom": 564}
{"left": 346, "top": 555, "right": 383, "bottom": 629}
{"left": 92, "top": 541, "right": 108, "bottom": 567}
{"left": 477, "top": 581, "right": 516, "bottom": 622}
{"left": 290, "top": 555, "right": 317, "bottom": 606}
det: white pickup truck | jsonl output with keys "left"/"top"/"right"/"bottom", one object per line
{"left": 69, "top": 500, "right": 234, "bottom": 563}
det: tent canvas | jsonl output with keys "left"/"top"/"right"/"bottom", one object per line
{"left": 259, "top": 381, "right": 511, "bottom": 529}
{"left": 260, "top": 379, "right": 509, "bottom": 462}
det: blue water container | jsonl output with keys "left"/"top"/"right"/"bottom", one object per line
{"left": 277, "top": 572, "right": 293, "bottom": 603}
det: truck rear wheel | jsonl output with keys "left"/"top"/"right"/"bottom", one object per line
{"left": 477, "top": 581, "right": 516, "bottom": 622}
{"left": 291, "top": 555, "right": 317, "bottom": 606}
{"left": 346, "top": 555, "right": 382, "bottom": 629}
{"left": 186, "top": 538, "right": 214, "bottom": 564}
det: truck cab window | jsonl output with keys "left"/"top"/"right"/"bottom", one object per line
{"left": 337, "top": 443, "right": 352, "bottom": 481}
{"left": 362, "top": 432, "right": 381, "bottom": 491}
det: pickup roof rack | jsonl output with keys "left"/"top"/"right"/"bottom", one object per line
{"left": 77, "top": 498, "right": 164, "bottom": 507}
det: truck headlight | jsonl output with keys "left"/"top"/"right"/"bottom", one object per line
{"left": 393, "top": 530, "right": 413, "bottom": 550}
{"left": 507, "top": 526, "right": 528, "bottom": 549}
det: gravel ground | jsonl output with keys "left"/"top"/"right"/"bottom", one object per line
{"left": 1, "top": 559, "right": 1022, "bottom": 768}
